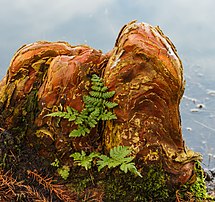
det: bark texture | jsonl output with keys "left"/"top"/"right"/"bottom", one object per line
{"left": 0, "top": 41, "right": 108, "bottom": 161}
{"left": 103, "top": 21, "right": 201, "bottom": 185}
{"left": 0, "top": 21, "right": 201, "bottom": 194}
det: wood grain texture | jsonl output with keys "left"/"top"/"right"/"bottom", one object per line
{"left": 0, "top": 22, "right": 201, "bottom": 187}
{"left": 103, "top": 21, "right": 200, "bottom": 185}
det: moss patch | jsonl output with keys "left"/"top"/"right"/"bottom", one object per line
{"left": 178, "top": 161, "right": 214, "bottom": 201}
{"left": 67, "top": 165, "right": 174, "bottom": 201}
{"left": 103, "top": 166, "right": 172, "bottom": 202}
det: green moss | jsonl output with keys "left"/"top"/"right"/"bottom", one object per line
{"left": 65, "top": 164, "right": 175, "bottom": 201}
{"left": 103, "top": 166, "right": 171, "bottom": 202}
{"left": 178, "top": 161, "right": 214, "bottom": 201}
{"left": 67, "top": 168, "right": 93, "bottom": 194}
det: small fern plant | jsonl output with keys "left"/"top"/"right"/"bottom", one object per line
{"left": 70, "top": 151, "right": 100, "bottom": 170}
{"left": 51, "top": 159, "right": 70, "bottom": 180}
{"left": 46, "top": 74, "right": 118, "bottom": 137}
{"left": 70, "top": 146, "right": 142, "bottom": 177}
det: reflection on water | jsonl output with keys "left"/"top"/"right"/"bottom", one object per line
{"left": 0, "top": 0, "right": 215, "bottom": 168}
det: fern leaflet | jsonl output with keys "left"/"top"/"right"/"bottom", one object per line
{"left": 46, "top": 74, "right": 118, "bottom": 137}
{"left": 110, "top": 146, "right": 132, "bottom": 160}
{"left": 46, "top": 106, "right": 78, "bottom": 121}
{"left": 102, "top": 91, "right": 116, "bottom": 99}
{"left": 70, "top": 146, "right": 142, "bottom": 177}
{"left": 99, "top": 111, "right": 117, "bottom": 120}
{"left": 103, "top": 101, "right": 118, "bottom": 109}
{"left": 70, "top": 151, "right": 99, "bottom": 170}
{"left": 69, "top": 126, "right": 90, "bottom": 137}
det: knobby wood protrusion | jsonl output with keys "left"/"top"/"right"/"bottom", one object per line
{"left": 103, "top": 21, "right": 201, "bottom": 186}
{"left": 0, "top": 21, "right": 203, "bottom": 200}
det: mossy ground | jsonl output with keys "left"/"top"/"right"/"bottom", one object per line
{"left": 65, "top": 161, "right": 215, "bottom": 201}
{"left": 66, "top": 165, "right": 176, "bottom": 201}
{"left": 102, "top": 167, "right": 171, "bottom": 201}
{"left": 0, "top": 132, "right": 214, "bottom": 202}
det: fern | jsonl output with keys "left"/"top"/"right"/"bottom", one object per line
{"left": 97, "top": 146, "right": 142, "bottom": 177}
{"left": 70, "top": 146, "right": 142, "bottom": 177}
{"left": 70, "top": 151, "right": 99, "bottom": 170}
{"left": 99, "top": 111, "right": 117, "bottom": 120}
{"left": 109, "top": 146, "right": 132, "bottom": 160}
{"left": 103, "top": 101, "right": 118, "bottom": 109}
{"left": 101, "top": 91, "right": 116, "bottom": 99}
{"left": 91, "top": 86, "right": 108, "bottom": 92}
{"left": 45, "top": 106, "right": 78, "bottom": 121}
{"left": 46, "top": 74, "right": 118, "bottom": 137}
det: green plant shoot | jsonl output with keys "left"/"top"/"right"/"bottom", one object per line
{"left": 57, "top": 166, "right": 70, "bottom": 180}
{"left": 70, "top": 151, "right": 100, "bottom": 170}
{"left": 70, "top": 146, "right": 142, "bottom": 178}
{"left": 46, "top": 74, "right": 118, "bottom": 137}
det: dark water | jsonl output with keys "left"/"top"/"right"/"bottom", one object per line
{"left": 0, "top": 0, "right": 214, "bottom": 168}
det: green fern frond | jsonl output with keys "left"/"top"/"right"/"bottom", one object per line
{"left": 91, "top": 86, "right": 108, "bottom": 92}
{"left": 97, "top": 155, "right": 110, "bottom": 171}
{"left": 66, "top": 106, "right": 79, "bottom": 115}
{"left": 70, "top": 151, "right": 99, "bottom": 170}
{"left": 120, "top": 162, "right": 142, "bottom": 177}
{"left": 70, "top": 146, "right": 142, "bottom": 177}
{"left": 70, "top": 150, "right": 86, "bottom": 160}
{"left": 96, "top": 146, "right": 141, "bottom": 176}
{"left": 89, "top": 91, "right": 103, "bottom": 98}
{"left": 45, "top": 111, "right": 68, "bottom": 118}
{"left": 91, "top": 85, "right": 102, "bottom": 91}
{"left": 92, "top": 81, "right": 104, "bottom": 87}
{"left": 100, "top": 86, "right": 109, "bottom": 92}
{"left": 110, "top": 146, "right": 132, "bottom": 160}
{"left": 107, "top": 159, "right": 121, "bottom": 168}
{"left": 103, "top": 101, "right": 118, "bottom": 109}
{"left": 86, "top": 119, "right": 98, "bottom": 128}
{"left": 83, "top": 96, "right": 102, "bottom": 107}
{"left": 85, "top": 106, "right": 97, "bottom": 112}
{"left": 100, "top": 111, "right": 117, "bottom": 120}
{"left": 89, "top": 108, "right": 100, "bottom": 118}
{"left": 83, "top": 95, "right": 97, "bottom": 103}
{"left": 76, "top": 110, "right": 89, "bottom": 125}
{"left": 102, "top": 91, "right": 115, "bottom": 99}
{"left": 120, "top": 162, "right": 130, "bottom": 173}
{"left": 86, "top": 108, "right": 100, "bottom": 128}
{"left": 74, "top": 118, "right": 83, "bottom": 125}
{"left": 91, "top": 74, "right": 103, "bottom": 82}
{"left": 69, "top": 126, "right": 90, "bottom": 137}
{"left": 69, "top": 129, "right": 82, "bottom": 137}
{"left": 46, "top": 74, "right": 118, "bottom": 138}
{"left": 45, "top": 106, "right": 78, "bottom": 121}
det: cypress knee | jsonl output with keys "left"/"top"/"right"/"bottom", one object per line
{"left": 0, "top": 21, "right": 206, "bottom": 200}
{"left": 103, "top": 21, "right": 201, "bottom": 186}
{"left": 0, "top": 42, "right": 108, "bottom": 161}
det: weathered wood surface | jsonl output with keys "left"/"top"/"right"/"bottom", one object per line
{"left": 103, "top": 21, "right": 201, "bottom": 185}
{"left": 0, "top": 21, "right": 201, "bottom": 190}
